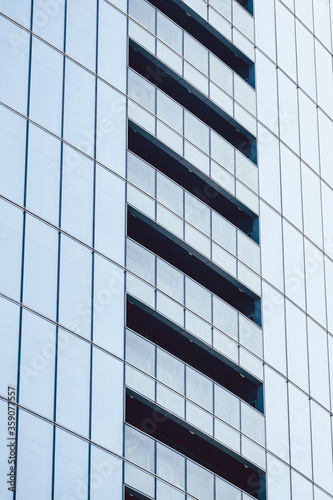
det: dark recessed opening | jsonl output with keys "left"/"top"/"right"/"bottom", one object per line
{"left": 126, "top": 299, "right": 264, "bottom": 411}
{"left": 146, "top": 0, "right": 255, "bottom": 86}
{"left": 129, "top": 42, "right": 256, "bottom": 163}
{"left": 127, "top": 210, "right": 261, "bottom": 324}
{"left": 126, "top": 392, "right": 264, "bottom": 498}
{"left": 128, "top": 124, "right": 259, "bottom": 243}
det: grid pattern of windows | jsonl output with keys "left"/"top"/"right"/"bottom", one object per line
{"left": 1, "top": 0, "right": 333, "bottom": 499}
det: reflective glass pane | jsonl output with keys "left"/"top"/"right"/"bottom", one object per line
{"left": 157, "top": 173, "right": 183, "bottom": 217}
{"left": 157, "top": 348, "right": 184, "bottom": 394}
{"left": 157, "top": 91, "right": 183, "bottom": 133}
{"left": 185, "top": 278, "right": 211, "bottom": 322}
{"left": 125, "top": 425, "right": 155, "bottom": 472}
{"left": 157, "top": 259, "right": 184, "bottom": 303}
{"left": 213, "top": 296, "right": 237, "bottom": 340}
{"left": 187, "top": 461, "right": 214, "bottom": 500}
{"left": 126, "top": 330, "right": 155, "bottom": 376}
{"left": 186, "top": 366, "right": 213, "bottom": 412}
{"left": 66, "top": 0, "right": 97, "bottom": 71}
{"left": 184, "top": 34, "right": 208, "bottom": 75}
{"left": 156, "top": 442, "right": 185, "bottom": 489}
{"left": 126, "top": 239, "right": 155, "bottom": 284}
{"left": 128, "top": 70, "right": 156, "bottom": 113}
{"left": 184, "top": 112, "right": 209, "bottom": 154}
{"left": 157, "top": 12, "right": 182, "bottom": 53}
{"left": 129, "top": 0, "right": 156, "bottom": 32}
{"left": 214, "top": 384, "right": 240, "bottom": 429}
{"left": 185, "top": 193, "right": 210, "bottom": 236}
{"left": 127, "top": 152, "right": 155, "bottom": 196}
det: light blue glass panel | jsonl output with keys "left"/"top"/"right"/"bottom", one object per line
{"left": 185, "top": 311, "right": 211, "bottom": 344}
{"left": 210, "top": 0, "right": 232, "bottom": 21}
{"left": 296, "top": 22, "right": 316, "bottom": 101}
{"left": 157, "top": 173, "right": 183, "bottom": 217}
{"left": 308, "top": 319, "right": 330, "bottom": 409}
{"left": 98, "top": 1, "right": 126, "bottom": 91}
{"left": 0, "top": 200, "right": 23, "bottom": 301}
{"left": 157, "top": 348, "right": 184, "bottom": 394}
{"left": 322, "top": 183, "right": 333, "bottom": 261}
{"left": 157, "top": 91, "right": 183, "bottom": 134}
{"left": 239, "top": 315, "right": 262, "bottom": 357}
{"left": 213, "top": 296, "right": 237, "bottom": 340}
{"left": 66, "top": 0, "right": 97, "bottom": 70}
{"left": 210, "top": 131, "right": 234, "bottom": 173}
{"left": 210, "top": 55, "right": 232, "bottom": 95}
{"left": 0, "top": 0, "right": 31, "bottom": 27}
{"left": 26, "top": 124, "right": 60, "bottom": 225}
{"left": 15, "top": 411, "right": 53, "bottom": 500}
{"left": 127, "top": 152, "right": 155, "bottom": 196}
{"left": 266, "top": 454, "right": 291, "bottom": 500}
{"left": 156, "top": 384, "right": 185, "bottom": 418}
{"left": 302, "top": 163, "right": 322, "bottom": 248}
{"left": 157, "top": 259, "right": 184, "bottom": 303}
{"left": 64, "top": 59, "right": 95, "bottom": 155}
{"left": 313, "top": 0, "right": 331, "bottom": 49}
{"left": 184, "top": 112, "right": 209, "bottom": 155}
{"left": 216, "top": 477, "right": 241, "bottom": 500}
{"left": 316, "top": 41, "right": 333, "bottom": 120}
{"left": 125, "top": 463, "right": 155, "bottom": 498}
{"left": 56, "top": 330, "right": 91, "bottom": 436}
{"left": 186, "top": 278, "right": 211, "bottom": 322}
{"left": 61, "top": 145, "right": 94, "bottom": 245}
{"left": 0, "top": 17, "right": 30, "bottom": 114}
{"left": 0, "top": 298, "right": 19, "bottom": 398}
{"left": 156, "top": 480, "right": 185, "bottom": 500}
{"left": 212, "top": 213, "right": 236, "bottom": 254}
{"left": 186, "top": 401, "right": 213, "bottom": 434}
{"left": 128, "top": 70, "right": 156, "bottom": 114}
{"left": 184, "top": 33, "right": 208, "bottom": 75}
{"left": 90, "top": 447, "right": 123, "bottom": 500}
{"left": 241, "top": 402, "right": 265, "bottom": 445}
{"left": 54, "top": 428, "right": 89, "bottom": 500}
{"left": 304, "top": 240, "right": 326, "bottom": 327}
{"left": 291, "top": 470, "right": 313, "bottom": 500}
{"left": 260, "top": 201, "right": 284, "bottom": 291}
{"left": 186, "top": 366, "right": 213, "bottom": 412}
{"left": 30, "top": 37, "right": 63, "bottom": 135}
{"left": 91, "top": 348, "right": 123, "bottom": 454}
{"left": 156, "top": 442, "right": 185, "bottom": 489}
{"left": 185, "top": 193, "right": 210, "bottom": 236}
{"left": 125, "top": 425, "right": 155, "bottom": 471}
{"left": 276, "top": 2, "right": 297, "bottom": 81}
{"left": 311, "top": 401, "right": 333, "bottom": 494}
{"left": 93, "top": 255, "right": 124, "bottom": 358}
{"left": 280, "top": 145, "right": 302, "bottom": 230}
{"left": 58, "top": 235, "right": 92, "bottom": 339}
{"left": 0, "top": 106, "right": 26, "bottom": 205}
{"left": 256, "top": 51, "right": 278, "bottom": 135}
{"left": 288, "top": 384, "right": 312, "bottom": 478}
{"left": 215, "top": 418, "right": 240, "bottom": 452}
{"left": 285, "top": 301, "right": 308, "bottom": 392}
{"left": 126, "top": 365, "right": 155, "bottom": 399}
{"left": 96, "top": 80, "right": 126, "bottom": 177}
{"left": 32, "top": 0, "right": 65, "bottom": 50}
{"left": 19, "top": 310, "right": 55, "bottom": 419}
{"left": 126, "top": 330, "right": 155, "bottom": 376}
{"left": 214, "top": 384, "right": 240, "bottom": 429}
{"left": 0, "top": 398, "right": 14, "bottom": 499}
{"left": 23, "top": 215, "right": 58, "bottom": 319}
{"left": 187, "top": 461, "right": 214, "bottom": 500}
{"left": 277, "top": 71, "right": 299, "bottom": 156}
{"left": 127, "top": 239, "right": 155, "bottom": 284}
{"left": 95, "top": 166, "right": 125, "bottom": 265}
{"left": 129, "top": 0, "right": 156, "bottom": 32}
{"left": 157, "top": 12, "right": 182, "bottom": 53}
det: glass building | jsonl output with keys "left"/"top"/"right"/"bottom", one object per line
{"left": 0, "top": 0, "right": 333, "bottom": 499}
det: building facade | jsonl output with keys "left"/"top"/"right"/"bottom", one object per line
{"left": 0, "top": 0, "right": 333, "bottom": 499}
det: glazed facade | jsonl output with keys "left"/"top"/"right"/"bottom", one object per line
{"left": 1, "top": 0, "right": 333, "bottom": 499}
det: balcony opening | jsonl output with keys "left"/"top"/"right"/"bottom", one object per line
{"left": 129, "top": 42, "right": 256, "bottom": 163}
{"left": 125, "top": 391, "right": 264, "bottom": 499}
{"left": 146, "top": 0, "right": 255, "bottom": 86}
{"left": 127, "top": 210, "right": 261, "bottom": 324}
{"left": 128, "top": 125, "right": 259, "bottom": 243}
{"left": 126, "top": 298, "right": 264, "bottom": 411}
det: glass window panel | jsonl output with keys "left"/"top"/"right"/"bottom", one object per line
{"left": 185, "top": 224, "right": 210, "bottom": 258}
{"left": 210, "top": 54, "right": 232, "bottom": 95}
{"left": 256, "top": 51, "right": 278, "bottom": 135}
{"left": 157, "top": 259, "right": 184, "bottom": 303}
{"left": 96, "top": 80, "right": 126, "bottom": 177}
{"left": 61, "top": 145, "right": 94, "bottom": 245}
{"left": 58, "top": 235, "right": 92, "bottom": 339}
{"left": 304, "top": 239, "right": 326, "bottom": 327}
{"left": 95, "top": 166, "right": 125, "bottom": 265}
{"left": 126, "top": 273, "right": 155, "bottom": 308}
{"left": 157, "top": 91, "right": 183, "bottom": 133}
{"left": 129, "top": 18, "right": 156, "bottom": 53}
{"left": 0, "top": 0, "right": 31, "bottom": 27}
{"left": 239, "top": 315, "right": 262, "bottom": 357}
{"left": 66, "top": 0, "right": 97, "bottom": 71}
{"left": 280, "top": 145, "right": 302, "bottom": 230}
{"left": 157, "top": 12, "right": 182, "bottom": 53}
{"left": 237, "top": 232, "right": 260, "bottom": 272}
{"left": 296, "top": 21, "right": 316, "bottom": 101}
{"left": 260, "top": 201, "right": 284, "bottom": 291}
{"left": 184, "top": 34, "right": 208, "bottom": 75}
{"left": 64, "top": 59, "right": 95, "bottom": 155}
{"left": 210, "top": 131, "right": 234, "bottom": 173}
{"left": 156, "top": 480, "right": 185, "bottom": 500}
{"left": 15, "top": 411, "right": 53, "bottom": 500}
{"left": 302, "top": 163, "right": 322, "bottom": 247}
{"left": 266, "top": 454, "right": 291, "bottom": 500}
{"left": 129, "top": 0, "right": 156, "bottom": 32}
{"left": 185, "top": 310, "right": 212, "bottom": 344}
{"left": 157, "top": 291, "right": 184, "bottom": 326}
{"left": 185, "top": 193, "right": 210, "bottom": 236}
{"left": 316, "top": 41, "right": 333, "bottom": 119}
{"left": 216, "top": 478, "right": 241, "bottom": 500}
{"left": 234, "top": 75, "right": 256, "bottom": 115}
{"left": 126, "top": 239, "right": 155, "bottom": 284}
{"left": 276, "top": 2, "right": 297, "bottom": 81}
{"left": 241, "top": 402, "right": 265, "bottom": 445}
{"left": 288, "top": 384, "right": 312, "bottom": 478}
{"left": 187, "top": 461, "right": 214, "bottom": 500}
{"left": 292, "top": 470, "right": 313, "bottom": 500}
{"left": 311, "top": 401, "right": 333, "bottom": 493}
{"left": 32, "top": 0, "right": 65, "bottom": 50}
{"left": 157, "top": 204, "right": 183, "bottom": 239}
{"left": 128, "top": 70, "right": 156, "bottom": 114}
{"left": 156, "top": 384, "right": 185, "bottom": 418}
{"left": 56, "top": 330, "right": 91, "bottom": 436}
{"left": 186, "top": 401, "right": 213, "bottom": 434}
{"left": 184, "top": 112, "right": 209, "bottom": 154}
{"left": 125, "top": 463, "right": 155, "bottom": 498}
{"left": 0, "top": 17, "right": 30, "bottom": 114}
{"left": 19, "top": 310, "right": 55, "bottom": 419}
{"left": 0, "top": 200, "right": 23, "bottom": 302}
{"left": 186, "top": 366, "right": 213, "bottom": 412}
{"left": 91, "top": 348, "right": 123, "bottom": 454}
{"left": 23, "top": 215, "right": 58, "bottom": 320}
{"left": 26, "top": 124, "right": 60, "bottom": 225}
{"left": 157, "top": 120, "right": 183, "bottom": 155}
{"left": 90, "top": 448, "right": 123, "bottom": 500}
{"left": 0, "top": 106, "right": 26, "bottom": 206}
{"left": 308, "top": 319, "right": 330, "bottom": 409}
{"left": 184, "top": 62, "right": 209, "bottom": 95}
{"left": 185, "top": 278, "right": 211, "bottom": 322}
{"left": 126, "top": 330, "right": 155, "bottom": 376}
{"left": 127, "top": 152, "right": 155, "bottom": 196}
{"left": 213, "top": 296, "right": 237, "bottom": 340}
{"left": 313, "top": 0, "right": 331, "bottom": 49}
{"left": 233, "top": 1, "right": 254, "bottom": 39}
{"left": 294, "top": 0, "right": 313, "bottom": 29}
{"left": 156, "top": 442, "right": 185, "bottom": 489}
{"left": 277, "top": 71, "right": 299, "bottom": 156}
{"left": 125, "top": 425, "right": 155, "bottom": 472}
{"left": 184, "top": 141, "right": 210, "bottom": 175}
{"left": 213, "top": 328, "right": 238, "bottom": 362}
{"left": 157, "top": 173, "right": 183, "bottom": 217}
{"left": 126, "top": 365, "right": 155, "bottom": 400}
{"left": 157, "top": 348, "right": 184, "bottom": 394}
{"left": 285, "top": 301, "right": 308, "bottom": 392}
{"left": 212, "top": 213, "right": 236, "bottom": 254}
{"left": 322, "top": 183, "right": 333, "bottom": 261}
{"left": 157, "top": 41, "right": 183, "bottom": 75}
{"left": 93, "top": 255, "right": 124, "bottom": 358}
{"left": 54, "top": 427, "right": 89, "bottom": 500}
{"left": 214, "top": 418, "right": 240, "bottom": 452}
{"left": 210, "top": 0, "right": 232, "bottom": 21}
{"left": 214, "top": 384, "right": 240, "bottom": 429}
{"left": 0, "top": 297, "right": 19, "bottom": 398}
{"left": 30, "top": 37, "right": 63, "bottom": 135}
